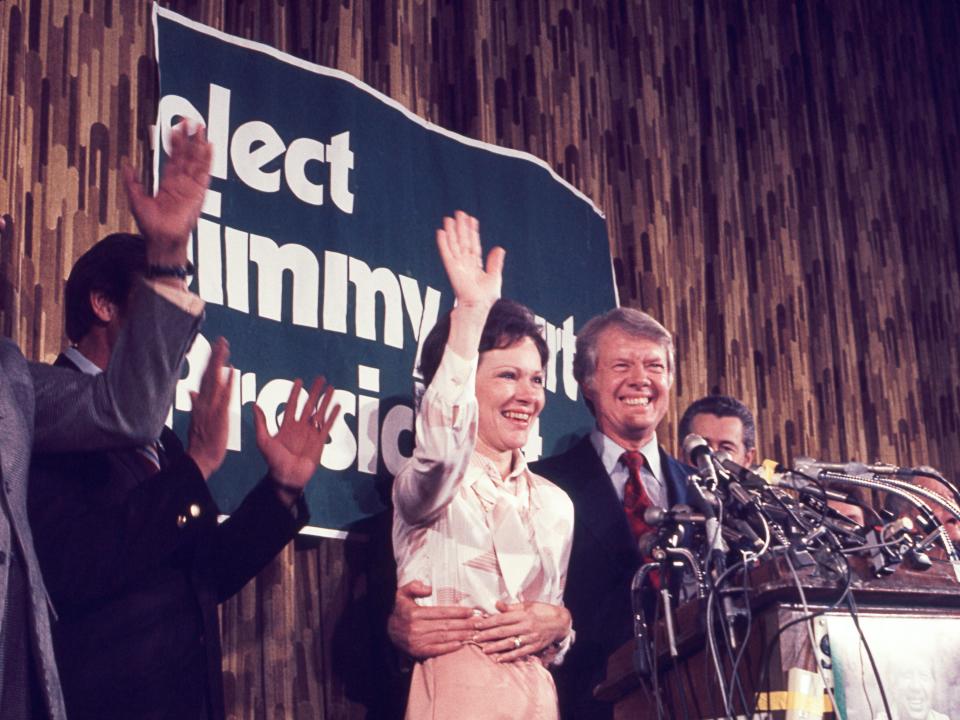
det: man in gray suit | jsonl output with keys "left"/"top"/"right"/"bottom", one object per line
{"left": 0, "top": 122, "right": 211, "bottom": 719}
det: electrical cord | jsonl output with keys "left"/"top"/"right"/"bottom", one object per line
{"left": 844, "top": 593, "right": 893, "bottom": 720}
{"left": 838, "top": 538, "right": 910, "bottom": 555}
{"left": 720, "top": 559, "right": 751, "bottom": 714}
{"left": 704, "top": 556, "right": 755, "bottom": 719}
{"left": 681, "top": 659, "right": 704, "bottom": 719}
{"left": 782, "top": 548, "right": 841, "bottom": 716}
{"left": 649, "top": 570, "right": 667, "bottom": 720}
{"left": 716, "top": 566, "right": 754, "bottom": 718}
{"left": 751, "top": 546, "right": 854, "bottom": 717}
{"left": 704, "top": 558, "right": 734, "bottom": 718}
{"left": 725, "top": 555, "right": 757, "bottom": 710}
{"left": 708, "top": 553, "right": 754, "bottom": 718}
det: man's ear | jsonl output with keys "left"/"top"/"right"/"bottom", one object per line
{"left": 744, "top": 447, "right": 758, "bottom": 467}
{"left": 89, "top": 290, "right": 118, "bottom": 324}
{"left": 579, "top": 381, "right": 597, "bottom": 416}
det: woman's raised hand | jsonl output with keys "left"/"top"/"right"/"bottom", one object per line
{"left": 436, "top": 210, "right": 505, "bottom": 309}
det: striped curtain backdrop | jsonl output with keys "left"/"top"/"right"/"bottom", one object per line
{"left": 1, "top": 1, "right": 957, "bottom": 716}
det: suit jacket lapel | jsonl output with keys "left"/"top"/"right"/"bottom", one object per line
{"left": 661, "top": 448, "right": 692, "bottom": 507}
{"left": 561, "top": 437, "right": 636, "bottom": 560}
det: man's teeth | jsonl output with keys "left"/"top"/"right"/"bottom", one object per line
{"left": 623, "top": 397, "right": 651, "bottom": 407}
{"left": 503, "top": 411, "right": 530, "bottom": 421}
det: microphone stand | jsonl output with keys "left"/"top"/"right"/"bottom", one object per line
{"left": 630, "top": 561, "right": 661, "bottom": 677}
{"left": 630, "top": 515, "right": 709, "bottom": 675}
{"left": 798, "top": 469, "right": 960, "bottom": 577}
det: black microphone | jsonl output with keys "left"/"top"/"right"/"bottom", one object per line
{"left": 714, "top": 451, "right": 767, "bottom": 490}
{"left": 683, "top": 434, "right": 720, "bottom": 490}
{"left": 643, "top": 504, "right": 707, "bottom": 526}
{"left": 636, "top": 532, "right": 661, "bottom": 560}
{"left": 778, "top": 476, "right": 857, "bottom": 504}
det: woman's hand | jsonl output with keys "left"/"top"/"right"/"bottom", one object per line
{"left": 472, "top": 600, "right": 572, "bottom": 664}
{"left": 436, "top": 210, "right": 505, "bottom": 310}
{"left": 435, "top": 211, "right": 506, "bottom": 359}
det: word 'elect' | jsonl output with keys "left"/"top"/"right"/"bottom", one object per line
{"left": 158, "top": 83, "right": 355, "bottom": 213}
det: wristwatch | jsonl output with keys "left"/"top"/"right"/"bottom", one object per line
{"left": 145, "top": 260, "right": 196, "bottom": 280}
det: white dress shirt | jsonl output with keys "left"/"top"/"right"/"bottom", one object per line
{"left": 392, "top": 347, "right": 574, "bottom": 624}
{"left": 590, "top": 429, "right": 667, "bottom": 508}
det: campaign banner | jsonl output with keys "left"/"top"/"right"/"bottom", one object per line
{"left": 154, "top": 6, "right": 617, "bottom": 535}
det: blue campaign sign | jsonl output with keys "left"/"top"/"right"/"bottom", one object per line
{"left": 154, "top": 6, "right": 617, "bottom": 535}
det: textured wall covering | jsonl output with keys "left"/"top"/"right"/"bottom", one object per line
{"left": 1, "top": 1, "right": 958, "bottom": 717}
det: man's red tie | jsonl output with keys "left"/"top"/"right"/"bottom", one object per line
{"left": 622, "top": 451, "right": 655, "bottom": 539}
{"left": 622, "top": 450, "right": 661, "bottom": 588}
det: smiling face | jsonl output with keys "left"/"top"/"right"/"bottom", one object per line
{"left": 581, "top": 327, "right": 672, "bottom": 450}
{"left": 475, "top": 336, "right": 546, "bottom": 468}
{"left": 896, "top": 662, "right": 935, "bottom": 720}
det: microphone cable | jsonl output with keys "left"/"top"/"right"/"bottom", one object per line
{"left": 751, "top": 544, "right": 853, "bottom": 718}
{"left": 649, "top": 587, "right": 667, "bottom": 720}
{"left": 782, "top": 547, "right": 841, "bottom": 718}
{"left": 704, "top": 556, "right": 755, "bottom": 719}
{"left": 844, "top": 591, "right": 893, "bottom": 720}
{"left": 725, "top": 556, "right": 757, "bottom": 714}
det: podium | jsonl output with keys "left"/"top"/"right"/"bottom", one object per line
{"left": 595, "top": 556, "right": 960, "bottom": 719}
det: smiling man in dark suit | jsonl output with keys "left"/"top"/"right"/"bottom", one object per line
{"left": 387, "top": 307, "right": 691, "bottom": 719}
{"left": 532, "top": 308, "right": 690, "bottom": 719}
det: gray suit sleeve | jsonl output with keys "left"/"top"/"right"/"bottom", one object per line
{"left": 31, "top": 280, "right": 202, "bottom": 451}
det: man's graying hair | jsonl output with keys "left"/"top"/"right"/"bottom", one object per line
{"left": 573, "top": 307, "right": 675, "bottom": 390}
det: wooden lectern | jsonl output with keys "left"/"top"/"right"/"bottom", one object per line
{"left": 595, "top": 556, "right": 960, "bottom": 719}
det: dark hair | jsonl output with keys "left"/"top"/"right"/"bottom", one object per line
{"left": 677, "top": 394, "right": 757, "bottom": 451}
{"left": 64, "top": 233, "right": 147, "bottom": 343}
{"left": 418, "top": 299, "right": 549, "bottom": 387}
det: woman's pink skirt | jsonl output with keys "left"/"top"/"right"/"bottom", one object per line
{"left": 405, "top": 644, "right": 559, "bottom": 719}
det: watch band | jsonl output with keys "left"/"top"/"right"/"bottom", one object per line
{"left": 145, "top": 260, "right": 196, "bottom": 280}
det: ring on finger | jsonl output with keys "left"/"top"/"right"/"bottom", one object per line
{"left": 513, "top": 635, "right": 522, "bottom": 649}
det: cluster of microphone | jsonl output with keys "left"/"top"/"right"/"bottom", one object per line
{"left": 630, "top": 434, "right": 960, "bottom": 679}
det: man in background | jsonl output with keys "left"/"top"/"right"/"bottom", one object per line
{"left": 29, "top": 232, "right": 340, "bottom": 720}
{"left": 679, "top": 394, "right": 866, "bottom": 524}
{"left": 678, "top": 394, "right": 757, "bottom": 467}
{"left": 0, "top": 122, "right": 208, "bottom": 720}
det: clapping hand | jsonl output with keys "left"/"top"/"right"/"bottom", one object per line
{"left": 123, "top": 121, "right": 212, "bottom": 267}
{"left": 253, "top": 377, "right": 341, "bottom": 506}
{"left": 186, "top": 338, "right": 233, "bottom": 480}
